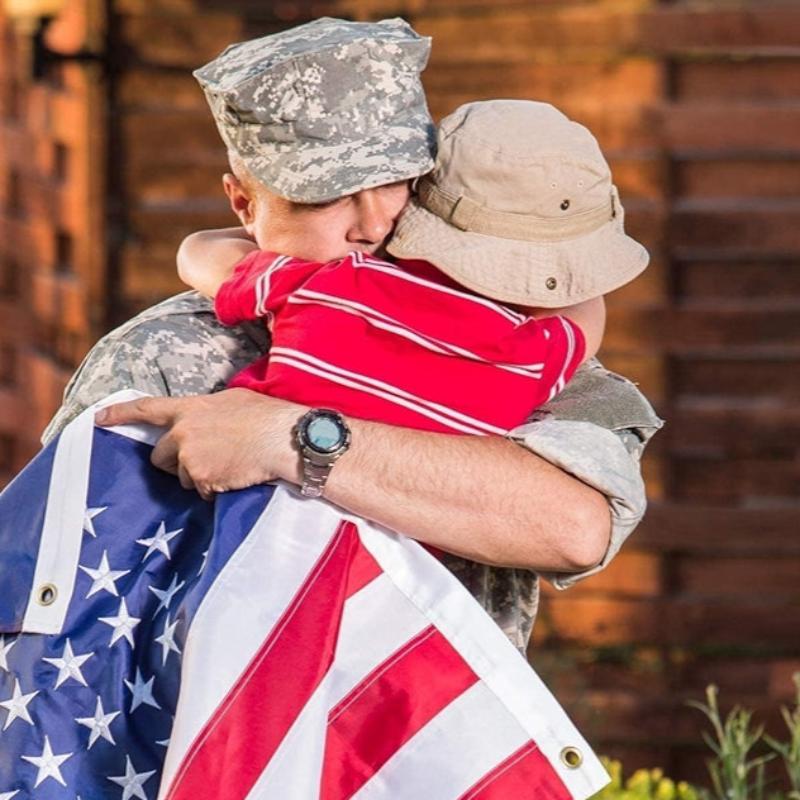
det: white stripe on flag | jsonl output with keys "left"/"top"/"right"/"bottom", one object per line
{"left": 158, "top": 486, "right": 345, "bottom": 799}
{"left": 245, "top": 572, "right": 430, "bottom": 799}
{"left": 22, "top": 389, "right": 152, "bottom": 634}
{"left": 355, "top": 520, "right": 610, "bottom": 798}
{"left": 351, "top": 681, "right": 530, "bottom": 800}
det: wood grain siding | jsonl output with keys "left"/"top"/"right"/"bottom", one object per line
{"left": 0, "top": 0, "right": 798, "bottom": 781}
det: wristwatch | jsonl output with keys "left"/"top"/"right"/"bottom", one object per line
{"left": 295, "top": 408, "right": 352, "bottom": 498}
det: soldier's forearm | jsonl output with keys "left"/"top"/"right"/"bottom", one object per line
{"left": 323, "top": 417, "right": 612, "bottom": 571}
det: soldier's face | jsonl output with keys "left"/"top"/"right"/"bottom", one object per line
{"left": 229, "top": 176, "right": 411, "bottom": 263}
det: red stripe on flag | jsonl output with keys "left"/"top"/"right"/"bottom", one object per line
{"left": 164, "top": 521, "right": 358, "bottom": 800}
{"left": 457, "top": 741, "right": 573, "bottom": 800}
{"left": 344, "top": 535, "right": 383, "bottom": 598}
{"left": 320, "top": 625, "right": 479, "bottom": 800}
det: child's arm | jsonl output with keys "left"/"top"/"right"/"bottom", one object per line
{"left": 177, "top": 227, "right": 258, "bottom": 298}
{"left": 528, "top": 296, "right": 606, "bottom": 363}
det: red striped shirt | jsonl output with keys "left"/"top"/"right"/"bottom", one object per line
{"left": 214, "top": 251, "right": 585, "bottom": 435}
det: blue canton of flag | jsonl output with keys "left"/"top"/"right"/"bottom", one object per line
{"left": 0, "top": 396, "right": 271, "bottom": 799}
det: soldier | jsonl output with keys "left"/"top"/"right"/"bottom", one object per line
{"left": 45, "top": 17, "right": 662, "bottom": 651}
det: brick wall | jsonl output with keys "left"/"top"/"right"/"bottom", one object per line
{"left": 1, "top": 0, "right": 799, "bottom": 781}
{"left": 0, "top": 0, "right": 106, "bottom": 479}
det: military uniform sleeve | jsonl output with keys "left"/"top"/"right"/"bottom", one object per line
{"left": 507, "top": 358, "right": 663, "bottom": 589}
{"left": 41, "top": 292, "right": 269, "bottom": 446}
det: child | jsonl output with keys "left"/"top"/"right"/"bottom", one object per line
{"left": 177, "top": 101, "right": 648, "bottom": 438}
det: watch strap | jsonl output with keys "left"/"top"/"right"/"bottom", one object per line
{"left": 300, "top": 456, "right": 333, "bottom": 498}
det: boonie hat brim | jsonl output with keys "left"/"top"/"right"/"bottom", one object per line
{"left": 387, "top": 197, "right": 649, "bottom": 308}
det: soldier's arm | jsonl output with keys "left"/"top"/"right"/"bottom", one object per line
{"left": 46, "top": 301, "right": 658, "bottom": 574}
{"left": 96, "top": 372, "right": 659, "bottom": 573}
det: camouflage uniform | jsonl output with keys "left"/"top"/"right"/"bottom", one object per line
{"left": 42, "top": 291, "right": 661, "bottom": 651}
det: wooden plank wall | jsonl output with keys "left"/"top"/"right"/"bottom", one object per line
{"left": 1, "top": 0, "right": 799, "bottom": 781}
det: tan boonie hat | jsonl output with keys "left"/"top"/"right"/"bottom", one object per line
{"left": 194, "top": 17, "right": 435, "bottom": 204}
{"left": 387, "top": 100, "right": 648, "bottom": 307}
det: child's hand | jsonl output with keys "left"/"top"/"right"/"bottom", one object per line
{"left": 177, "top": 228, "right": 258, "bottom": 298}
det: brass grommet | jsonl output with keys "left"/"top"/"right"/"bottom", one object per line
{"left": 560, "top": 746, "right": 583, "bottom": 768}
{"left": 37, "top": 583, "right": 58, "bottom": 606}
{"left": 546, "top": 277, "right": 558, "bottom": 290}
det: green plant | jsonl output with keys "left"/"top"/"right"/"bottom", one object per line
{"left": 687, "top": 684, "right": 776, "bottom": 800}
{"left": 765, "top": 673, "right": 800, "bottom": 800}
{"left": 591, "top": 758, "right": 700, "bottom": 800}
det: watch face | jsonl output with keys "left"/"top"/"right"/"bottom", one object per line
{"left": 305, "top": 413, "right": 346, "bottom": 454}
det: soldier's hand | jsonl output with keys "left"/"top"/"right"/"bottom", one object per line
{"left": 95, "top": 389, "right": 306, "bottom": 500}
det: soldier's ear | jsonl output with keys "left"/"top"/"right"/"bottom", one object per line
{"left": 222, "top": 173, "right": 257, "bottom": 233}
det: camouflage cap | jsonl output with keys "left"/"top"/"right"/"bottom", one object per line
{"left": 194, "top": 17, "right": 436, "bottom": 203}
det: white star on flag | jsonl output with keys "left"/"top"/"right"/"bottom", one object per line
{"left": 42, "top": 639, "right": 93, "bottom": 688}
{"left": 107, "top": 755, "right": 156, "bottom": 800}
{"left": 20, "top": 735, "right": 72, "bottom": 788}
{"left": 0, "top": 678, "right": 38, "bottom": 730}
{"left": 98, "top": 598, "right": 141, "bottom": 647}
{"left": 136, "top": 521, "right": 182, "bottom": 561}
{"left": 198, "top": 548, "right": 209, "bottom": 576}
{"left": 82, "top": 506, "right": 107, "bottom": 537}
{"left": 0, "top": 635, "right": 15, "bottom": 672}
{"left": 154, "top": 616, "right": 181, "bottom": 665}
{"left": 148, "top": 573, "right": 185, "bottom": 615}
{"left": 75, "top": 695, "right": 120, "bottom": 749}
{"left": 0, "top": 790, "right": 19, "bottom": 799}
{"left": 124, "top": 667, "right": 161, "bottom": 712}
{"left": 79, "top": 550, "right": 130, "bottom": 598}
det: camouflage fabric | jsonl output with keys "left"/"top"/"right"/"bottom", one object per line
{"left": 42, "top": 292, "right": 268, "bottom": 441}
{"left": 195, "top": 17, "right": 436, "bottom": 203}
{"left": 42, "top": 292, "right": 662, "bottom": 652}
{"left": 445, "top": 359, "right": 661, "bottom": 649}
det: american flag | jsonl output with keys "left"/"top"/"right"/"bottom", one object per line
{"left": 0, "top": 391, "right": 609, "bottom": 799}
